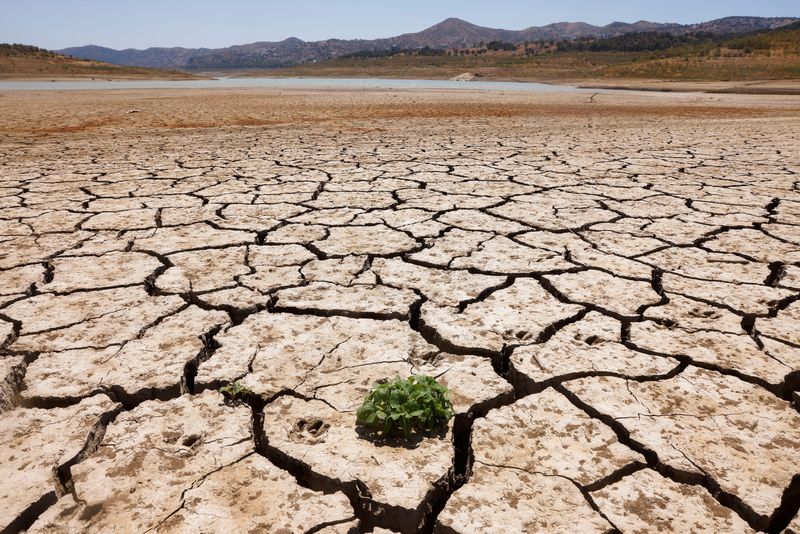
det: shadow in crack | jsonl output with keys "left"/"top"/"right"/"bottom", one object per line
{"left": 354, "top": 425, "right": 448, "bottom": 450}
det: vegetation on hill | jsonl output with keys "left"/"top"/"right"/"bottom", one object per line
{"left": 724, "top": 21, "right": 800, "bottom": 52}
{"left": 532, "top": 21, "right": 800, "bottom": 55}
{"left": 58, "top": 17, "right": 798, "bottom": 71}
{"left": 0, "top": 44, "right": 59, "bottom": 57}
{"left": 265, "top": 22, "right": 800, "bottom": 82}
{"left": 555, "top": 32, "right": 717, "bottom": 53}
{"left": 0, "top": 43, "right": 200, "bottom": 80}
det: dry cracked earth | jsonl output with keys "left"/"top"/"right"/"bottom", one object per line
{"left": 0, "top": 88, "right": 799, "bottom": 534}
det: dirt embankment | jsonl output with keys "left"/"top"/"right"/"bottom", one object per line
{"left": 0, "top": 54, "right": 201, "bottom": 81}
{"left": 1, "top": 86, "right": 799, "bottom": 137}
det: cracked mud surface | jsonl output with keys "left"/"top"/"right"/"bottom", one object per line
{"left": 0, "top": 87, "right": 799, "bottom": 533}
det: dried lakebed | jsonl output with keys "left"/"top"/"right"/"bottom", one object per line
{"left": 0, "top": 98, "right": 799, "bottom": 533}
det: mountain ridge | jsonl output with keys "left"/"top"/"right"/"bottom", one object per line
{"left": 0, "top": 43, "right": 199, "bottom": 80}
{"left": 59, "top": 16, "right": 799, "bottom": 70}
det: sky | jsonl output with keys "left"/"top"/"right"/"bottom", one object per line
{"left": 1, "top": 0, "right": 798, "bottom": 50}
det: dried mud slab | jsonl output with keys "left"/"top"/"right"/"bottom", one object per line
{"left": 421, "top": 278, "right": 584, "bottom": 353}
{"left": 254, "top": 334, "right": 510, "bottom": 531}
{"left": 781, "top": 266, "right": 800, "bottom": 291}
{"left": 0, "top": 233, "right": 91, "bottom": 269}
{"left": 138, "top": 455, "right": 358, "bottom": 533}
{"left": 302, "top": 256, "right": 369, "bottom": 285}
{"left": 0, "top": 264, "right": 44, "bottom": 300}
{"left": 22, "top": 306, "right": 229, "bottom": 404}
{"left": 27, "top": 391, "right": 356, "bottom": 533}
{"left": 200, "top": 309, "right": 512, "bottom": 411}
{"left": 706, "top": 229, "right": 800, "bottom": 264}
{"left": 545, "top": 269, "right": 662, "bottom": 317}
{"left": 370, "top": 258, "right": 505, "bottom": 307}
{"left": 509, "top": 312, "right": 679, "bottom": 392}
{"left": 471, "top": 388, "right": 643, "bottom": 484}
{"left": 516, "top": 230, "right": 654, "bottom": 278}
{"left": 197, "top": 313, "right": 439, "bottom": 405}
{"left": 155, "top": 247, "right": 250, "bottom": 293}
{"left": 436, "top": 389, "right": 643, "bottom": 532}
{"left": 0, "top": 395, "right": 119, "bottom": 532}
{"left": 273, "top": 281, "right": 419, "bottom": 319}
{"left": 435, "top": 463, "right": 612, "bottom": 533}
{"left": 314, "top": 224, "right": 420, "bottom": 256}
{"left": 450, "top": 235, "right": 573, "bottom": 274}
{"left": 638, "top": 246, "right": 769, "bottom": 284}
{"left": 592, "top": 469, "right": 755, "bottom": 533}
{"left": 130, "top": 223, "right": 255, "bottom": 255}
{"left": 437, "top": 388, "right": 643, "bottom": 532}
{"left": 408, "top": 229, "right": 493, "bottom": 267}
{"left": 562, "top": 367, "right": 800, "bottom": 523}
{"left": 757, "top": 300, "right": 800, "bottom": 346}
{"left": 642, "top": 293, "right": 745, "bottom": 333}
{"left": 46, "top": 251, "right": 162, "bottom": 292}
{"left": 262, "top": 396, "right": 452, "bottom": 531}
{"left": 489, "top": 199, "right": 617, "bottom": 232}
{"left": 786, "top": 512, "right": 800, "bottom": 534}
{"left": 3, "top": 287, "right": 184, "bottom": 352}
{"left": 661, "top": 273, "right": 794, "bottom": 316}
{"left": 629, "top": 320, "right": 794, "bottom": 388}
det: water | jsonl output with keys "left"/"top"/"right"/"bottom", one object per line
{"left": 0, "top": 76, "right": 585, "bottom": 92}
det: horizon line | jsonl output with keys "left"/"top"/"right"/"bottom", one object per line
{"left": 49, "top": 14, "right": 797, "bottom": 52}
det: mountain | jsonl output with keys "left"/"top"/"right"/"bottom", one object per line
{"left": 684, "top": 16, "right": 800, "bottom": 34}
{"left": 0, "top": 43, "right": 198, "bottom": 80}
{"left": 391, "top": 18, "right": 520, "bottom": 48}
{"left": 59, "top": 44, "right": 212, "bottom": 70}
{"left": 58, "top": 16, "right": 799, "bottom": 71}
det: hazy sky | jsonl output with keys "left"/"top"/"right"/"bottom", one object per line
{"left": 2, "top": 0, "right": 798, "bottom": 50}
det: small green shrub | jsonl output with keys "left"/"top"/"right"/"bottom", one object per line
{"left": 219, "top": 382, "right": 250, "bottom": 400}
{"left": 356, "top": 376, "right": 454, "bottom": 437}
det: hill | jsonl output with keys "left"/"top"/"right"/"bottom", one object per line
{"left": 58, "top": 16, "right": 798, "bottom": 71}
{"left": 261, "top": 22, "right": 800, "bottom": 85}
{"left": 0, "top": 44, "right": 199, "bottom": 80}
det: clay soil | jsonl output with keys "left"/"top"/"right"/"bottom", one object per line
{"left": 1, "top": 87, "right": 799, "bottom": 533}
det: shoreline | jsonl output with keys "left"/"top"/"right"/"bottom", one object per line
{"left": 0, "top": 73, "right": 800, "bottom": 96}
{"left": 1, "top": 85, "right": 798, "bottom": 139}
{"left": 0, "top": 73, "right": 211, "bottom": 82}
{"left": 221, "top": 67, "right": 800, "bottom": 95}
{"left": 2, "top": 72, "right": 799, "bottom": 95}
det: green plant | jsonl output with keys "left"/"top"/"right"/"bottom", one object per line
{"left": 219, "top": 381, "right": 250, "bottom": 401}
{"left": 356, "top": 376, "right": 454, "bottom": 437}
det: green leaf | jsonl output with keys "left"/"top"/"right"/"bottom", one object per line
{"left": 355, "top": 375, "right": 454, "bottom": 437}
{"left": 219, "top": 381, "right": 250, "bottom": 400}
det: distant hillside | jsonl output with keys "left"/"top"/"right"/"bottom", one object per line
{"left": 0, "top": 43, "right": 199, "bottom": 79}
{"left": 58, "top": 16, "right": 798, "bottom": 70}
{"left": 600, "top": 21, "right": 800, "bottom": 80}
{"left": 723, "top": 20, "right": 800, "bottom": 53}
{"left": 558, "top": 20, "right": 800, "bottom": 53}
{"left": 55, "top": 44, "right": 211, "bottom": 69}
{"left": 688, "top": 16, "right": 800, "bottom": 35}
{"left": 263, "top": 22, "right": 800, "bottom": 85}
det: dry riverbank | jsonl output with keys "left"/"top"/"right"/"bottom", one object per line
{"left": 1, "top": 86, "right": 799, "bottom": 137}
{"left": 1, "top": 87, "right": 799, "bottom": 533}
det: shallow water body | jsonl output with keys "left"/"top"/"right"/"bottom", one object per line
{"left": 0, "top": 76, "right": 585, "bottom": 92}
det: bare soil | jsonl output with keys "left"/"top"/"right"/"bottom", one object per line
{"left": 1, "top": 87, "right": 799, "bottom": 533}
